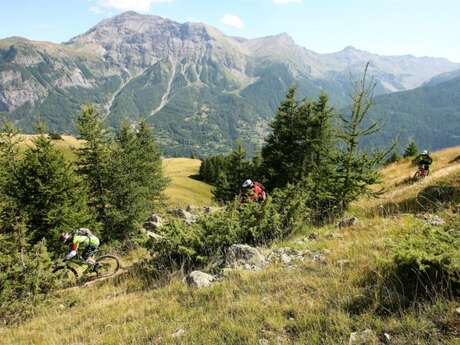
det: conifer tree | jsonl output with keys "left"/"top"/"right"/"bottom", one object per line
{"left": 385, "top": 150, "right": 401, "bottom": 165}
{"left": 5, "top": 128, "right": 92, "bottom": 249}
{"left": 334, "top": 63, "right": 386, "bottom": 214}
{"left": 261, "top": 88, "right": 336, "bottom": 190}
{"left": 213, "top": 142, "right": 251, "bottom": 202}
{"left": 76, "top": 105, "right": 112, "bottom": 229}
{"left": 106, "top": 121, "right": 167, "bottom": 239}
{"left": 403, "top": 140, "right": 418, "bottom": 158}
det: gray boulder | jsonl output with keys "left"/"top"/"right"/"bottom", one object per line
{"left": 171, "top": 208, "right": 197, "bottom": 225}
{"left": 143, "top": 214, "right": 164, "bottom": 231}
{"left": 337, "top": 217, "right": 359, "bottom": 228}
{"left": 349, "top": 329, "right": 378, "bottom": 345}
{"left": 427, "top": 215, "right": 445, "bottom": 226}
{"left": 172, "top": 328, "right": 186, "bottom": 338}
{"left": 267, "top": 247, "right": 311, "bottom": 265}
{"left": 225, "top": 244, "right": 266, "bottom": 271}
{"left": 184, "top": 271, "right": 215, "bottom": 288}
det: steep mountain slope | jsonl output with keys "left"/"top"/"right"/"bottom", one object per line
{"left": 1, "top": 11, "right": 459, "bottom": 155}
{"left": 1, "top": 146, "right": 459, "bottom": 344}
{"left": 368, "top": 75, "right": 460, "bottom": 151}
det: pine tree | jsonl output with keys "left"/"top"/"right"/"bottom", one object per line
{"left": 261, "top": 88, "right": 336, "bottom": 190}
{"left": 261, "top": 87, "right": 299, "bottom": 190}
{"left": 334, "top": 63, "right": 386, "bottom": 214}
{"left": 105, "top": 121, "right": 167, "bottom": 240}
{"left": 213, "top": 142, "right": 251, "bottom": 202}
{"left": 385, "top": 150, "right": 401, "bottom": 165}
{"left": 76, "top": 105, "right": 112, "bottom": 229}
{"left": 5, "top": 130, "right": 92, "bottom": 249}
{"left": 403, "top": 140, "right": 418, "bottom": 158}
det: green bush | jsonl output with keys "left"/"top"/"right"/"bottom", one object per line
{"left": 0, "top": 239, "right": 56, "bottom": 325}
{"left": 379, "top": 224, "right": 460, "bottom": 309}
{"left": 151, "top": 187, "right": 309, "bottom": 270}
{"left": 49, "top": 132, "right": 63, "bottom": 140}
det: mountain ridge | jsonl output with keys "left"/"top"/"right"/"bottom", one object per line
{"left": 1, "top": 11, "right": 459, "bottom": 155}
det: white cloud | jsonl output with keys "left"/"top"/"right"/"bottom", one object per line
{"left": 272, "top": 0, "right": 302, "bottom": 4}
{"left": 90, "top": 0, "right": 173, "bottom": 13}
{"left": 220, "top": 14, "right": 245, "bottom": 30}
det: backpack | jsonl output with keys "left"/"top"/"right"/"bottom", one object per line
{"left": 75, "top": 228, "right": 94, "bottom": 237}
{"left": 253, "top": 182, "right": 267, "bottom": 200}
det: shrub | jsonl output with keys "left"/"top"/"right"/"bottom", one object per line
{"left": 49, "top": 132, "right": 63, "bottom": 140}
{"left": 0, "top": 239, "right": 56, "bottom": 325}
{"left": 378, "top": 224, "right": 460, "bottom": 310}
{"left": 150, "top": 187, "right": 309, "bottom": 271}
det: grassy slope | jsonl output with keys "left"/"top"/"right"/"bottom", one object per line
{"left": 163, "top": 158, "right": 213, "bottom": 207}
{"left": 1, "top": 147, "right": 459, "bottom": 344}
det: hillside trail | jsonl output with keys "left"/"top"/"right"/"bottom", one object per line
{"left": 376, "top": 161, "right": 460, "bottom": 206}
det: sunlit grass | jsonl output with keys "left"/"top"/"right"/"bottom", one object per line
{"left": 1, "top": 142, "right": 458, "bottom": 344}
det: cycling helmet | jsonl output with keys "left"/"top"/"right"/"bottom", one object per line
{"left": 422, "top": 150, "right": 429, "bottom": 155}
{"left": 242, "top": 179, "right": 254, "bottom": 189}
{"left": 60, "top": 232, "right": 71, "bottom": 244}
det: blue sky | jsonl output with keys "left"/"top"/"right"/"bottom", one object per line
{"left": 1, "top": 0, "right": 459, "bottom": 62}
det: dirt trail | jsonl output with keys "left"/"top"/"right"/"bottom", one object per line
{"left": 386, "top": 164, "right": 460, "bottom": 199}
{"left": 370, "top": 163, "right": 460, "bottom": 209}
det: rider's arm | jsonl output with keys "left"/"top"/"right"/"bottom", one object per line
{"left": 65, "top": 243, "right": 78, "bottom": 260}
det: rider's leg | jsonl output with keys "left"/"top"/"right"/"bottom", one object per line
{"left": 82, "top": 245, "right": 98, "bottom": 266}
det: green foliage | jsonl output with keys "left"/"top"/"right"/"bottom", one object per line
{"left": 76, "top": 104, "right": 113, "bottom": 231}
{"left": 199, "top": 145, "right": 263, "bottom": 203}
{"left": 76, "top": 106, "right": 167, "bottom": 241}
{"left": 403, "top": 140, "right": 419, "bottom": 158}
{"left": 261, "top": 89, "right": 336, "bottom": 191}
{"left": 379, "top": 224, "right": 460, "bottom": 309}
{"left": 0, "top": 221, "right": 56, "bottom": 325}
{"left": 151, "top": 188, "right": 309, "bottom": 270}
{"left": 212, "top": 143, "right": 254, "bottom": 203}
{"left": 49, "top": 132, "right": 63, "bottom": 140}
{"left": 198, "top": 155, "right": 228, "bottom": 184}
{"left": 260, "top": 69, "right": 385, "bottom": 222}
{"left": 104, "top": 121, "right": 168, "bottom": 240}
{"left": 385, "top": 150, "right": 401, "bottom": 165}
{"left": 0, "top": 123, "right": 93, "bottom": 250}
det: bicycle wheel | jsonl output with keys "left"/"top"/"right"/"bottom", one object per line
{"left": 53, "top": 265, "right": 79, "bottom": 287}
{"left": 95, "top": 255, "right": 120, "bottom": 278}
{"left": 413, "top": 170, "right": 423, "bottom": 181}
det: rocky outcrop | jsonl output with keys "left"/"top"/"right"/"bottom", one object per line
{"left": 348, "top": 329, "right": 378, "bottom": 345}
{"left": 169, "top": 208, "right": 197, "bottom": 225}
{"left": 143, "top": 214, "right": 164, "bottom": 231}
{"left": 225, "top": 244, "right": 266, "bottom": 271}
{"left": 184, "top": 271, "right": 215, "bottom": 288}
{"left": 337, "top": 217, "right": 359, "bottom": 228}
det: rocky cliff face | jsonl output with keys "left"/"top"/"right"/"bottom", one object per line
{"left": 0, "top": 11, "right": 459, "bottom": 155}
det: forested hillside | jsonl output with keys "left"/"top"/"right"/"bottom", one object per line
{"left": 369, "top": 75, "right": 460, "bottom": 151}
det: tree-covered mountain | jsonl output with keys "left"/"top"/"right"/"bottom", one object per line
{"left": 1, "top": 11, "right": 459, "bottom": 156}
{"left": 368, "top": 75, "right": 460, "bottom": 151}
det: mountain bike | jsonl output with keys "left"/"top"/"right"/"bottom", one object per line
{"left": 53, "top": 252, "right": 120, "bottom": 287}
{"left": 413, "top": 165, "right": 430, "bottom": 181}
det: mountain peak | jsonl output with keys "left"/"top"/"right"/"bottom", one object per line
{"left": 342, "top": 45, "right": 359, "bottom": 52}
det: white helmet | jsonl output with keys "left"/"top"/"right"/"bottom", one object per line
{"left": 242, "top": 179, "right": 254, "bottom": 189}
{"left": 422, "top": 150, "right": 429, "bottom": 155}
{"left": 60, "top": 232, "right": 71, "bottom": 244}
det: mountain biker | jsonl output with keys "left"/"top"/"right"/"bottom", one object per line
{"left": 60, "top": 228, "right": 100, "bottom": 266}
{"left": 240, "top": 179, "right": 267, "bottom": 204}
{"left": 415, "top": 150, "right": 433, "bottom": 176}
